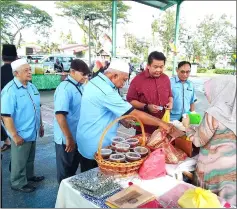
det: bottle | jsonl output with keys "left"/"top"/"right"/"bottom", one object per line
{"left": 182, "top": 113, "right": 190, "bottom": 128}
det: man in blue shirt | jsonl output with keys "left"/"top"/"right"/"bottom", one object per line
{"left": 77, "top": 59, "right": 184, "bottom": 172}
{"left": 1, "top": 59, "right": 44, "bottom": 193}
{"left": 170, "top": 61, "right": 197, "bottom": 121}
{"left": 54, "top": 59, "right": 90, "bottom": 183}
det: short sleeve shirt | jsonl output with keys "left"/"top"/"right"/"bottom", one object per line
{"left": 126, "top": 69, "right": 172, "bottom": 133}
{"left": 170, "top": 76, "right": 197, "bottom": 121}
{"left": 54, "top": 75, "right": 84, "bottom": 144}
{"left": 1, "top": 77, "right": 41, "bottom": 141}
{"left": 76, "top": 73, "right": 133, "bottom": 159}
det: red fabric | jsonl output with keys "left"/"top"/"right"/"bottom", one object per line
{"left": 127, "top": 68, "right": 172, "bottom": 134}
{"left": 138, "top": 199, "right": 163, "bottom": 208}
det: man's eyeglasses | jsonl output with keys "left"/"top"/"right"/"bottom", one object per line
{"left": 180, "top": 70, "right": 191, "bottom": 74}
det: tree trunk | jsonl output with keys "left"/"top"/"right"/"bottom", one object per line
{"left": 16, "top": 32, "right": 22, "bottom": 49}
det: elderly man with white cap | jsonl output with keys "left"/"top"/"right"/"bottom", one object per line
{"left": 1, "top": 59, "right": 44, "bottom": 193}
{"left": 76, "top": 58, "right": 184, "bottom": 172}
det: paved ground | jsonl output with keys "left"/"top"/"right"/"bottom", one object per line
{"left": 1, "top": 76, "right": 210, "bottom": 208}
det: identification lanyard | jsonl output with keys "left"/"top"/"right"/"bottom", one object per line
{"left": 64, "top": 80, "right": 82, "bottom": 96}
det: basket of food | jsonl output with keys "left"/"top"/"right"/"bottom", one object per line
{"left": 95, "top": 115, "right": 149, "bottom": 176}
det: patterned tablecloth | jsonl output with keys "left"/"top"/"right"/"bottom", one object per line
{"left": 32, "top": 74, "right": 68, "bottom": 90}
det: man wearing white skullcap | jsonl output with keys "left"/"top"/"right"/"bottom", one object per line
{"left": 76, "top": 58, "right": 184, "bottom": 172}
{"left": 1, "top": 59, "right": 45, "bottom": 192}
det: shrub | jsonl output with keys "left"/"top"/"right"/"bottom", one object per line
{"left": 214, "top": 69, "right": 236, "bottom": 75}
{"left": 197, "top": 68, "right": 208, "bottom": 73}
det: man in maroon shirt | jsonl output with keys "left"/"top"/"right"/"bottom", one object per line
{"left": 127, "top": 51, "right": 173, "bottom": 134}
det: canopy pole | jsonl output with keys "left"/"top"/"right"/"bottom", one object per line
{"left": 172, "top": 1, "right": 182, "bottom": 76}
{"left": 112, "top": 0, "right": 117, "bottom": 58}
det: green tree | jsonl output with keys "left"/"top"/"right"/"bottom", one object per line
{"left": 124, "top": 33, "right": 149, "bottom": 60}
{"left": 55, "top": 1, "right": 130, "bottom": 53}
{"left": 59, "top": 30, "right": 77, "bottom": 45}
{"left": 197, "top": 14, "right": 235, "bottom": 68}
{"left": 1, "top": 0, "right": 53, "bottom": 47}
{"left": 151, "top": 9, "right": 186, "bottom": 58}
{"left": 181, "top": 34, "right": 203, "bottom": 63}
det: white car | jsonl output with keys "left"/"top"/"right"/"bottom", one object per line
{"left": 39, "top": 54, "right": 75, "bottom": 72}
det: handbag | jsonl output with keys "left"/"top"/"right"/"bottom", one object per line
{"left": 175, "top": 136, "right": 200, "bottom": 157}
{"left": 174, "top": 136, "right": 192, "bottom": 157}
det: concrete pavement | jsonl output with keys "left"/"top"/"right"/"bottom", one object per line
{"left": 1, "top": 77, "right": 209, "bottom": 208}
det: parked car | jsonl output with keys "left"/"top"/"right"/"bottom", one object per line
{"left": 26, "top": 55, "right": 45, "bottom": 64}
{"left": 39, "top": 54, "right": 75, "bottom": 72}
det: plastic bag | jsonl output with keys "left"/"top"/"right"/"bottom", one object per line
{"left": 178, "top": 187, "right": 222, "bottom": 208}
{"left": 147, "top": 129, "right": 164, "bottom": 147}
{"left": 155, "top": 137, "right": 187, "bottom": 164}
{"left": 139, "top": 148, "right": 166, "bottom": 180}
{"left": 162, "top": 109, "right": 170, "bottom": 123}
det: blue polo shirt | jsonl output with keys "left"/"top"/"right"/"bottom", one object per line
{"left": 170, "top": 76, "right": 197, "bottom": 121}
{"left": 54, "top": 75, "right": 84, "bottom": 144}
{"left": 1, "top": 77, "right": 41, "bottom": 141}
{"left": 76, "top": 73, "right": 133, "bottom": 159}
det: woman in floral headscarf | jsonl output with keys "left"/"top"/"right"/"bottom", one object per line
{"left": 186, "top": 75, "right": 236, "bottom": 205}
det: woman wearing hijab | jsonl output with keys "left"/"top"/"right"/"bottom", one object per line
{"left": 186, "top": 75, "right": 236, "bottom": 205}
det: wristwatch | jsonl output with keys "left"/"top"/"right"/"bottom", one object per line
{"left": 143, "top": 104, "right": 149, "bottom": 113}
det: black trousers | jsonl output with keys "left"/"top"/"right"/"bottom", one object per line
{"left": 79, "top": 153, "right": 98, "bottom": 173}
{"left": 1, "top": 125, "right": 8, "bottom": 141}
{"left": 55, "top": 143, "right": 81, "bottom": 184}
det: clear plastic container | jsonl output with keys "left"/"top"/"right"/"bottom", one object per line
{"left": 134, "top": 146, "right": 149, "bottom": 157}
{"left": 109, "top": 153, "right": 126, "bottom": 163}
{"left": 101, "top": 148, "right": 112, "bottom": 159}
{"left": 125, "top": 138, "right": 139, "bottom": 148}
{"left": 112, "top": 136, "right": 125, "bottom": 146}
{"left": 125, "top": 152, "right": 141, "bottom": 162}
{"left": 115, "top": 143, "right": 130, "bottom": 153}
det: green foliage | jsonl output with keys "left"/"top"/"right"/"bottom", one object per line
{"left": 197, "top": 68, "right": 208, "bottom": 73}
{"left": 124, "top": 33, "right": 149, "bottom": 60}
{"left": 131, "top": 57, "right": 141, "bottom": 64}
{"left": 59, "top": 30, "right": 77, "bottom": 44}
{"left": 166, "top": 66, "right": 173, "bottom": 71}
{"left": 155, "top": 10, "right": 176, "bottom": 57}
{"left": 196, "top": 14, "right": 235, "bottom": 66}
{"left": 214, "top": 69, "right": 236, "bottom": 74}
{"left": 1, "top": 0, "right": 52, "bottom": 46}
{"left": 55, "top": 1, "right": 130, "bottom": 52}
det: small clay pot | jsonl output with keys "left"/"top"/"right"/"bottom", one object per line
{"left": 101, "top": 148, "right": 112, "bottom": 159}
{"left": 125, "top": 152, "right": 141, "bottom": 162}
{"left": 109, "top": 153, "right": 126, "bottom": 163}
{"left": 134, "top": 146, "right": 149, "bottom": 157}
{"left": 115, "top": 143, "right": 130, "bottom": 153}
{"left": 112, "top": 137, "right": 125, "bottom": 146}
{"left": 125, "top": 138, "right": 139, "bottom": 148}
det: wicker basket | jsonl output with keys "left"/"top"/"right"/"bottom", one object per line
{"left": 94, "top": 115, "right": 148, "bottom": 177}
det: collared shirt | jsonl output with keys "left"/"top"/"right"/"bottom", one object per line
{"left": 170, "top": 76, "right": 197, "bottom": 121}
{"left": 126, "top": 68, "right": 172, "bottom": 134}
{"left": 1, "top": 77, "right": 41, "bottom": 141}
{"left": 54, "top": 75, "right": 84, "bottom": 144}
{"left": 76, "top": 72, "right": 133, "bottom": 159}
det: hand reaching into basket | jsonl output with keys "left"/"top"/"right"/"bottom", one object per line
{"left": 120, "top": 119, "right": 133, "bottom": 129}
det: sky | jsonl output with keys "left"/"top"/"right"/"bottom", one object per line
{"left": 19, "top": 1, "right": 236, "bottom": 47}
